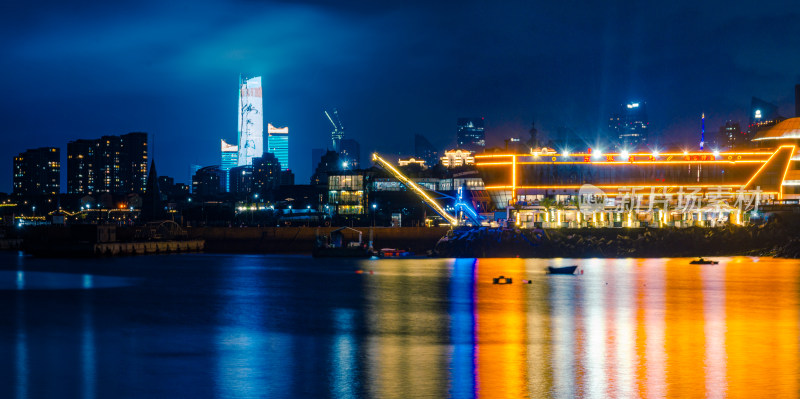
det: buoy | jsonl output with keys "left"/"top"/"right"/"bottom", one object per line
{"left": 369, "top": 270, "right": 374, "bottom": 275}
{"left": 580, "top": 270, "right": 584, "bottom": 275}
{"left": 355, "top": 270, "right": 363, "bottom": 274}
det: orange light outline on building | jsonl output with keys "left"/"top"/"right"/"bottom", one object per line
{"left": 779, "top": 146, "right": 796, "bottom": 199}
{"left": 743, "top": 145, "right": 795, "bottom": 189}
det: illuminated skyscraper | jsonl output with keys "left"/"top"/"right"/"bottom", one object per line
{"left": 238, "top": 76, "right": 263, "bottom": 166}
{"left": 457, "top": 117, "right": 486, "bottom": 151}
{"left": 13, "top": 147, "right": 60, "bottom": 196}
{"left": 220, "top": 139, "right": 238, "bottom": 192}
{"left": 609, "top": 102, "right": 648, "bottom": 150}
{"left": 267, "top": 123, "right": 289, "bottom": 171}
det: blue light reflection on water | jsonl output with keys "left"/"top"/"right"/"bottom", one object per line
{"left": 449, "top": 258, "right": 476, "bottom": 399}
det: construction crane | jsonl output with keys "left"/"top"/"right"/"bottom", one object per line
{"left": 324, "top": 109, "right": 345, "bottom": 152}
{"left": 372, "top": 152, "right": 460, "bottom": 226}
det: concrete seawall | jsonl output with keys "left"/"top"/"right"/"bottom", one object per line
{"left": 187, "top": 226, "right": 450, "bottom": 254}
{"left": 94, "top": 240, "right": 205, "bottom": 256}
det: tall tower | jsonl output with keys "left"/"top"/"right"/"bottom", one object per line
{"left": 700, "top": 112, "right": 705, "bottom": 150}
{"left": 237, "top": 76, "right": 263, "bottom": 166}
{"left": 266, "top": 123, "right": 289, "bottom": 171}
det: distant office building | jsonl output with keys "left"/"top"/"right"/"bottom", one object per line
{"left": 609, "top": 102, "right": 648, "bottom": 150}
{"left": 441, "top": 149, "right": 475, "bottom": 168}
{"left": 718, "top": 121, "right": 742, "bottom": 150}
{"left": 192, "top": 165, "right": 224, "bottom": 197}
{"left": 253, "top": 153, "right": 282, "bottom": 195}
{"left": 238, "top": 76, "right": 263, "bottom": 166}
{"left": 457, "top": 118, "right": 486, "bottom": 151}
{"left": 747, "top": 97, "right": 784, "bottom": 142}
{"left": 267, "top": 123, "right": 289, "bottom": 171}
{"left": 13, "top": 147, "right": 60, "bottom": 196}
{"left": 339, "top": 138, "right": 360, "bottom": 169}
{"left": 220, "top": 139, "right": 238, "bottom": 192}
{"left": 311, "top": 148, "right": 326, "bottom": 175}
{"left": 280, "top": 170, "right": 295, "bottom": 186}
{"left": 66, "top": 132, "right": 148, "bottom": 195}
{"left": 229, "top": 165, "right": 254, "bottom": 194}
{"left": 414, "top": 134, "right": 439, "bottom": 167}
{"left": 398, "top": 158, "right": 426, "bottom": 168}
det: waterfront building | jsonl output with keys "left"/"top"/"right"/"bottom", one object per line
{"left": 238, "top": 76, "right": 263, "bottom": 166}
{"left": 441, "top": 149, "right": 475, "bottom": 168}
{"left": 328, "top": 172, "right": 365, "bottom": 215}
{"left": 609, "top": 102, "right": 648, "bottom": 150}
{"left": 67, "top": 132, "right": 148, "bottom": 195}
{"left": 475, "top": 118, "right": 800, "bottom": 228}
{"left": 266, "top": 123, "right": 289, "bottom": 171}
{"left": 457, "top": 118, "right": 485, "bottom": 151}
{"left": 339, "top": 138, "right": 360, "bottom": 169}
{"left": 13, "top": 147, "right": 60, "bottom": 196}
{"left": 414, "top": 134, "right": 439, "bottom": 167}
{"left": 220, "top": 139, "right": 238, "bottom": 192}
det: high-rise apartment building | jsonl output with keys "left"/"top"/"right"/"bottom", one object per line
{"left": 267, "top": 123, "right": 289, "bottom": 171}
{"left": 238, "top": 76, "right": 263, "bottom": 166}
{"left": 220, "top": 139, "right": 238, "bottom": 192}
{"left": 66, "top": 132, "right": 147, "bottom": 195}
{"left": 13, "top": 147, "right": 60, "bottom": 196}
{"left": 718, "top": 121, "right": 742, "bottom": 150}
{"left": 253, "top": 152, "right": 282, "bottom": 195}
{"left": 229, "top": 165, "right": 254, "bottom": 194}
{"left": 457, "top": 118, "right": 486, "bottom": 151}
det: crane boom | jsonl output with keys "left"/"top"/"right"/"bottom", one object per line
{"left": 372, "top": 153, "right": 458, "bottom": 226}
{"left": 324, "top": 110, "right": 338, "bottom": 131}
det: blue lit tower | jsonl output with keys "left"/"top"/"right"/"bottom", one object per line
{"left": 237, "top": 76, "right": 263, "bottom": 166}
{"left": 220, "top": 139, "right": 238, "bottom": 192}
{"left": 267, "top": 123, "right": 289, "bottom": 171}
{"left": 456, "top": 117, "right": 486, "bottom": 151}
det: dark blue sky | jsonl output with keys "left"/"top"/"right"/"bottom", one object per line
{"left": 2, "top": 0, "right": 799, "bottom": 191}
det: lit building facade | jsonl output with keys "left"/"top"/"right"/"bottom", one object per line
{"left": 266, "top": 123, "right": 289, "bottom": 171}
{"left": 221, "top": 139, "right": 238, "bottom": 192}
{"left": 718, "top": 121, "right": 743, "bottom": 150}
{"left": 66, "top": 132, "right": 148, "bottom": 195}
{"left": 238, "top": 76, "right": 263, "bottom": 166}
{"left": 441, "top": 149, "right": 475, "bottom": 168}
{"left": 398, "top": 158, "right": 426, "bottom": 168}
{"left": 475, "top": 119, "right": 800, "bottom": 227}
{"left": 13, "top": 147, "right": 60, "bottom": 196}
{"left": 328, "top": 173, "right": 364, "bottom": 215}
{"left": 457, "top": 117, "right": 486, "bottom": 151}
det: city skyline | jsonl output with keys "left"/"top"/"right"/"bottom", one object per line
{"left": 2, "top": 1, "right": 800, "bottom": 192}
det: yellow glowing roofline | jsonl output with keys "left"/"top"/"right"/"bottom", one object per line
{"left": 372, "top": 153, "right": 458, "bottom": 225}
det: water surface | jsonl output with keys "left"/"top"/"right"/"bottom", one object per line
{"left": 0, "top": 252, "right": 797, "bottom": 398}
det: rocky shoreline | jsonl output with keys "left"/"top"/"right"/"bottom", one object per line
{"left": 434, "top": 218, "right": 800, "bottom": 259}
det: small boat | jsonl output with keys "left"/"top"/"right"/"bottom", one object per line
{"left": 493, "top": 275, "right": 512, "bottom": 284}
{"left": 547, "top": 265, "right": 578, "bottom": 275}
{"left": 313, "top": 227, "right": 373, "bottom": 258}
{"left": 689, "top": 258, "right": 718, "bottom": 265}
{"left": 378, "top": 248, "right": 414, "bottom": 258}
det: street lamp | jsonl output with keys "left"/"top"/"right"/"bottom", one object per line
{"left": 372, "top": 204, "right": 377, "bottom": 227}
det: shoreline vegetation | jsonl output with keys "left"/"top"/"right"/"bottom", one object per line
{"left": 434, "top": 217, "right": 800, "bottom": 259}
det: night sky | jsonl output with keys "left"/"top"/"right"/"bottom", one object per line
{"left": 3, "top": 0, "right": 799, "bottom": 192}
